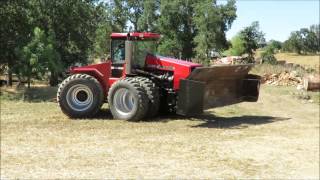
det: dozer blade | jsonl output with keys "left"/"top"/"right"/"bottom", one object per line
{"left": 177, "top": 64, "right": 260, "bottom": 116}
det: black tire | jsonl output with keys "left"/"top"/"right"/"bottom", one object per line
{"left": 57, "top": 74, "right": 104, "bottom": 118}
{"left": 134, "top": 77, "right": 160, "bottom": 118}
{"left": 107, "top": 77, "right": 149, "bottom": 121}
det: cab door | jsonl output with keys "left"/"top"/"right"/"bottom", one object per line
{"left": 110, "top": 39, "right": 125, "bottom": 78}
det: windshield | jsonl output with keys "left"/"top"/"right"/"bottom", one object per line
{"left": 132, "top": 40, "right": 157, "bottom": 68}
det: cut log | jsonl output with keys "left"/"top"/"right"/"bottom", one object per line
{"left": 303, "top": 74, "right": 320, "bottom": 91}
{"left": 277, "top": 60, "right": 286, "bottom": 65}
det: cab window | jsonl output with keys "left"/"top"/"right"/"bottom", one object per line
{"left": 111, "top": 40, "right": 125, "bottom": 64}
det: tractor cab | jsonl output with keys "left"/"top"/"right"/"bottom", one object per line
{"left": 110, "top": 32, "right": 160, "bottom": 77}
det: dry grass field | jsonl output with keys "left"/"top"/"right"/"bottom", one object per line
{"left": 275, "top": 53, "right": 320, "bottom": 68}
{"left": 255, "top": 51, "right": 319, "bottom": 70}
{"left": 1, "top": 86, "right": 319, "bottom": 179}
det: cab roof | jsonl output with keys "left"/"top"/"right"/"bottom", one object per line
{"left": 111, "top": 32, "right": 160, "bottom": 40}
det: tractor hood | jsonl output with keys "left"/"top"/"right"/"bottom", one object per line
{"left": 145, "top": 54, "right": 201, "bottom": 71}
{"left": 145, "top": 54, "right": 202, "bottom": 89}
{"left": 156, "top": 56, "right": 201, "bottom": 68}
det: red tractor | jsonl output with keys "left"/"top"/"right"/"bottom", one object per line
{"left": 57, "top": 32, "right": 260, "bottom": 120}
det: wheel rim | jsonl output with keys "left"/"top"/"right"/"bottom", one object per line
{"left": 66, "top": 84, "right": 93, "bottom": 111}
{"left": 113, "top": 88, "right": 136, "bottom": 116}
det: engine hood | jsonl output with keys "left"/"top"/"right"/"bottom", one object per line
{"left": 145, "top": 54, "right": 202, "bottom": 90}
{"left": 156, "top": 55, "right": 202, "bottom": 68}
{"left": 145, "top": 54, "right": 202, "bottom": 71}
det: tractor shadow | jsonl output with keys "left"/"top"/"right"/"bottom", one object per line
{"left": 70, "top": 108, "right": 114, "bottom": 120}
{"left": 89, "top": 109, "right": 290, "bottom": 129}
{"left": 94, "top": 108, "right": 114, "bottom": 119}
{"left": 149, "top": 113, "right": 290, "bottom": 129}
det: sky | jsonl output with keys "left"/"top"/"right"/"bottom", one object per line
{"left": 219, "top": 0, "right": 319, "bottom": 42}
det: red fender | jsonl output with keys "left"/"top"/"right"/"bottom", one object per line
{"left": 70, "top": 62, "right": 111, "bottom": 95}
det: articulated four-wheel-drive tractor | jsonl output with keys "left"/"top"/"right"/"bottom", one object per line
{"left": 57, "top": 32, "right": 261, "bottom": 120}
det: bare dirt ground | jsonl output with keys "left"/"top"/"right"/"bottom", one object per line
{"left": 1, "top": 86, "right": 319, "bottom": 179}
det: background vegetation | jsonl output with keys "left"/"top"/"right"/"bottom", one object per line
{"left": 0, "top": 0, "right": 319, "bottom": 87}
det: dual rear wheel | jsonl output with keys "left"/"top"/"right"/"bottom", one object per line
{"left": 57, "top": 74, "right": 159, "bottom": 120}
{"left": 57, "top": 74, "right": 104, "bottom": 118}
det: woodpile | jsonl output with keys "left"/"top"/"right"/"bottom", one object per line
{"left": 261, "top": 71, "right": 302, "bottom": 86}
{"left": 262, "top": 71, "right": 320, "bottom": 91}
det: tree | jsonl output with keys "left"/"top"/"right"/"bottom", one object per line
{"left": 157, "top": 0, "right": 195, "bottom": 59}
{"left": 1, "top": 0, "right": 241, "bottom": 86}
{"left": 282, "top": 25, "right": 319, "bottom": 54}
{"left": 30, "top": 0, "right": 105, "bottom": 85}
{"left": 0, "top": 0, "right": 33, "bottom": 86}
{"left": 268, "top": 40, "right": 282, "bottom": 51}
{"left": 92, "top": 3, "right": 113, "bottom": 58}
{"left": 109, "top": 0, "right": 128, "bottom": 32}
{"left": 310, "top": 24, "right": 320, "bottom": 40}
{"left": 224, "top": 35, "right": 245, "bottom": 56}
{"left": 239, "top": 21, "right": 265, "bottom": 61}
{"left": 282, "top": 31, "right": 302, "bottom": 54}
{"left": 126, "top": 0, "right": 143, "bottom": 31}
{"left": 225, "top": 21, "right": 265, "bottom": 61}
{"left": 261, "top": 43, "right": 277, "bottom": 64}
{"left": 1, "top": 0, "right": 106, "bottom": 86}
{"left": 15, "top": 27, "right": 61, "bottom": 88}
{"left": 138, "top": 0, "right": 159, "bottom": 32}
{"left": 304, "top": 27, "right": 319, "bottom": 53}
{"left": 193, "top": 0, "right": 236, "bottom": 64}
{"left": 158, "top": 0, "right": 236, "bottom": 62}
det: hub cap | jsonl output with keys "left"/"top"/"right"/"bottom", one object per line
{"left": 113, "top": 88, "right": 136, "bottom": 116}
{"left": 66, "top": 84, "right": 93, "bottom": 111}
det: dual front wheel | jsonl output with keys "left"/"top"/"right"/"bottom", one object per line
{"left": 57, "top": 74, "right": 159, "bottom": 120}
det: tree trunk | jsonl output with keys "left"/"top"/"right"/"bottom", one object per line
{"left": 7, "top": 64, "right": 13, "bottom": 86}
{"left": 49, "top": 70, "right": 58, "bottom": 86}
{"left": 27, "top": 75, "right": 31, "bottom": 88}
{"left": 7, "top": 69, "right": 13, "bottom": 86}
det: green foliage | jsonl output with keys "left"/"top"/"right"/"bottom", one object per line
{"left": 261, "top": 45, "right": 277, "bottom": 64}
{"left": 41, "top": 0, "right": 102, "bottom": 66}
{"left": 282, "top": 25, "right": 320, "bottom": 54}
{"left": 239, "top": 21, "right": 265, "bottom": 61}
{"left": 91, "top": 3, "right": 113, "bottom": 58}
{"left": 0, "top": 1, "right": 33, "bottom": 85}
{"left": 158, "top": 0, "right": 236, "bottom": 63}
{"left": 138, "top": 0, "right": 159, "bottom": 32}
{"left": 15, "top": 27, "right": 62, "bottom": 86}
{"left": 109, "top": 0, "right": 159, "bottom": 32}
{"left": 92, "top": 23, "right": 112, "bottom": 58}
{"left": 126, "top": 0, "right": 143, "bottom": 31}
{"left": 225, "top": 21, "right": 265, "bottom": 62}
{"left": 109, "top": 0, "right": 128, "bottom": 32}
{"left": 282, "top": 31, "right": 303, "bottom": 54}
{"left": 193, "top": 0, "right": 237, "bottom": 64}
{"left": 1, "top": 0, "right": 238, "bottom": 84}
{"left": 1, "top": 0, "right": 106, "bottom": 86}
{"left": 268, "top": 40, "right": 282, "bottom": 50}
{"left": 224, "top": 35, "right": 245, "bottom": 56}
{"left": 194, "top": 0, "right": 236, "bottom": 62}
{"left": 157, "top": 0, "right": 196, "bottom": 59}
